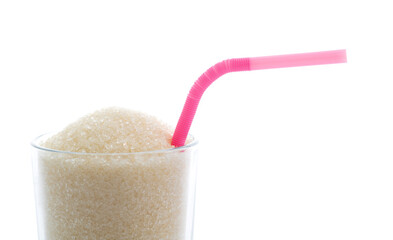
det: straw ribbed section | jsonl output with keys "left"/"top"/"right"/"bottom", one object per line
{"left": 172, "top": 58, "right": 250, "bottom": 147}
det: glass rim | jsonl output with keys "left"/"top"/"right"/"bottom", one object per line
{"left": 31, "top": 132, "right": 198, "bottom": 156}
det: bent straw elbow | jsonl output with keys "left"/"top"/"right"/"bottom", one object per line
{"left": 171, "top": 58, "right": 250, "bottom": 147}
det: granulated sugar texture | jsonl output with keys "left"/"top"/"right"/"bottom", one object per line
{"left": 34, "top": 107, "right": 197, "bottom": 240}
{"left": 43, "top": 107, "right": 174, "bottom": 153}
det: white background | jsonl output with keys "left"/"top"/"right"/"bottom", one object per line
{"left": 1, "top": 0, "right": 392, "bottom": 239}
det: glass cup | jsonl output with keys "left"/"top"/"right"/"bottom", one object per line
{"left": 31, "top": 133, "right": 198, "bottom": 240}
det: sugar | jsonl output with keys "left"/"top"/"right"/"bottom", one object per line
{"left": 42, "top": 107, "right": 174, "bottom": 153}
{"left": 34, "top": 107, "right": 196, "bottom": 240}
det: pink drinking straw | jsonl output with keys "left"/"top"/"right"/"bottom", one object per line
{"left": 172, "top": 49, "right": 347, "bottom": 147}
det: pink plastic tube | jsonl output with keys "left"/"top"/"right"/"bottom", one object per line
{"left": 172, "top": 49, "right": 347, "bottom": 147}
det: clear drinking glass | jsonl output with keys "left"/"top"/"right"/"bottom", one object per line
{"left": 31, "top": 133, "right": 198, "bottom": 240}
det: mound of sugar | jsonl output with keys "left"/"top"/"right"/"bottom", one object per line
{"left": 42, "top": 107, "right": 174, "bottom": 153}
{"left": 34, "top": 107, "right": 197, "bottom": 240}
